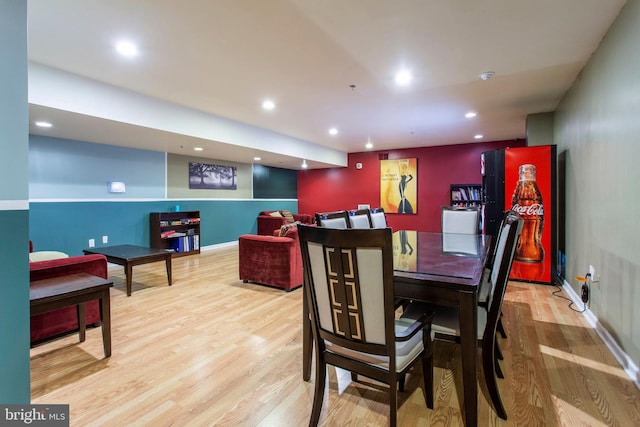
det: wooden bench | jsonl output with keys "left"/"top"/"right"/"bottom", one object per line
{"left": 30, "top": 273, "right": 114, "bottom": 357}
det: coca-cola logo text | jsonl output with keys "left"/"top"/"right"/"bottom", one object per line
{"left": 512, "top": 203, "right": 544, "bottom": 216}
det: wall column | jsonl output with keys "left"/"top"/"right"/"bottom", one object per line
{"left": 0, "top": 0, "right": 30, "bottom": 402}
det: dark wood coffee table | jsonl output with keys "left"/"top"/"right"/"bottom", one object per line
{"left": 30, "top": 273, "right": 113, "bottom": 357}
{"left": 83, "top": 244, "right": 173, "bottom": 297}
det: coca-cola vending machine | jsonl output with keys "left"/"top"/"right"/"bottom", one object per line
{"left": 482, "top": 145, "right": 557, "bottom": 284}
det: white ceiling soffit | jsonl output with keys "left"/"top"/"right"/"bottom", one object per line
{"left": 28, "top": 64, "right": 346, "bottom": 170}
{"left": 26, "top": 0, "right": 627, "bottom": 169}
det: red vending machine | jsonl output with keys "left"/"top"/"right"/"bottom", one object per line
{"left": 482, "top": 145, "right": 557, "bottom": 284}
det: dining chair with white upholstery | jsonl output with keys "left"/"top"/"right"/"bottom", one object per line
{"left": 401, "top": 211, "right": 523, "bottom": 420}
{"left": 441, "top": 206, "right": 481, "bottom": 234}
{"left": 315, "top": 210, "right": 350, "bottom": 229}
{"left": 298, "top": 225, "right": 435, "bottom": 427}
{"left": 348, "top": 208, "right": 373, "bottom": 229}
{"left": 370, "top": 207, "right": 388, "bottom": 229}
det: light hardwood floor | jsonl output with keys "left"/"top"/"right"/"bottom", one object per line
{"left": 31, "top": 245, "right": 640, "bottom": 426}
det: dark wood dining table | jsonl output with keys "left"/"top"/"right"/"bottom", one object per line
{"left": 302, "top": 230, "right": 490, "bottom": 427}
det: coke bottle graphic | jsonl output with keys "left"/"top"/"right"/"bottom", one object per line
{"left": 511, "top": 164, "right": 544, "bottom": 263}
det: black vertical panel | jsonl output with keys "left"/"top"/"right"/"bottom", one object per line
{"left": 556, "top": 149, "right": 566, "bottom": 281}
{"left": 549, "top": 145, "right": 559, "bottom": 282}
{"left": 482, "top": 149, "right": 505, "bottom": 239}
{"left": 253, "top": 164, "right": 298, "bottom": 199}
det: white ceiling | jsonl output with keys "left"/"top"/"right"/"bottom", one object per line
{"left": 26, "top": 0, "right": 627, "bottom": 169}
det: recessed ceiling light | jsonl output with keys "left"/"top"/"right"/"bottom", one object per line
{"left": 115, "top": 40, "right": 138, "bottom": 57}
{"left": 465, "top": 112, "right": 477, "bottom": 118}
{"left": 480, "top": 71, "right": 495, "bottom": 81}
{"left": 35, "top": 121, "right": 52, "bottom": 128}
{"left": 474, "top": 134, "right": 484, "bottom": 139}
{"left": 194, "top": 147, "right": 203, "bottom": 151}
{"left": 395, "top": 69, "right": 413, "bottom": 86}
{"left": 262, "top": 100, "right": 276, "bottom": 110}
{"left": 253, "top": 157, "right": 261, "bottom": 161}
{"left": 329, "top": 128, "right": 338, "bottom": 136}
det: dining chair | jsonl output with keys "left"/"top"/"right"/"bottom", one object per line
{"left": 479, "top": 210, "right": 511, "bottom": 342}
{"left": 401, "top": 211, "right": 523, "bottom": 420}
{"left": 441, "top": 205, "right": 481, "bottom": 234}
{"left": 370, "top": 207, "right": 388, "bottom": 228}
{"left": 348, "top": 208, "right": 373, "bottom": 229}
{"left": 298, "top": 225, "right": 435, "bottom": 427}
{"left": 315, "top": 210, "right": 350, "bottom": 229}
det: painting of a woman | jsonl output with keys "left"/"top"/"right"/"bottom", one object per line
{"left": 397, "top": 160, "right": 414, "bottom": 213}
{"left": 380, "top": 158, "right": 417, "bottom": 214}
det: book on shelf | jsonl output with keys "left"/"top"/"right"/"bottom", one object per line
{"left": 460, "top": 188, "right": 468, "bottom": 200}
{"left": 163, "top": 232, "right": 186, "bottom": 239}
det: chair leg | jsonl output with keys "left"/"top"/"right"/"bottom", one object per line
{"left": 495, "top": 353, "right": 504, "bottom": 379}
{"left": 389, "top": 374, "right": 398, "bottom": 427}
{"left": 309, "top": 358, "right": 327, "bottom": 427}
{"left": 398, "top": 375, "right": 405, "bottom": 392}
{"left": 497, "top": 314, "right": 507, "bottom": 339}
{"left": 482, "top": 339, "right": 507, "bottom": 420}
{"left": 422, "top": 331, "right": 434, "bottom": 409}
{"left": 495, "top": 338, "right": 504, "bottom": 360}
{"left": 422, "top": 352, "right": 434, "bottom": 409}
{"left": 351, "top": 372, "right": 358, "bottom": 383}
{"left": 494, "top": 338, "right": 504, "bottom": 378}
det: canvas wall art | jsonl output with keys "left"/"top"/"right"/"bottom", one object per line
{"left": 380, "top": 158, "right": 417, "bottom": 214}
{"left": 189, "top": 162, "right": 237, "bottom": 190}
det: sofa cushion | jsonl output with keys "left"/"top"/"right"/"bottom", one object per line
{"left": 29, "top": 251, "right": 69, "bottom": 262}
{"left": 281, "top": 209, "right": 295, "bottom": 223}
{"left": 269, "top": 211, "right": 283, "bottom": 217}
{"left": 279, "top": 221, "right": 300, "bottom": 237}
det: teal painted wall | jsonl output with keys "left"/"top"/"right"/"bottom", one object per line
{"left": 0, "top": 0, "right": 30, "bottom": 403}
{"left": 0, "top": 211, "right": 29, "bottom": 402}
{"left": 29, "top": 134, "right": 301, "bottom": 255}
{"left": 29, "top": 199, "right": 298, "bottom": 256}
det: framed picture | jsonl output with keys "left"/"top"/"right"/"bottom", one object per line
{"left": 380, "top": 158, "right": 417, "bottom": 214}
{"left": 189, "top": 162, "right": 237, "bottom": 190}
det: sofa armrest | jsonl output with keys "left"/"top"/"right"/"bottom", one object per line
{"left": 238, "top": 233, "right": 302, "bottom": 291}
{"left": 293, "top": 214, "right": 313, "bottom": 224}
{"left": 29, "top": 254, "right": 108, "bottom": 344}
{"left": 30, "top": 254, "right": 108, "bottom": 281}
{"left": 257, "top": 215, "right": 287, "bottom": 235}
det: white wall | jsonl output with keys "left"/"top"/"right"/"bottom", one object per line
{"left": 555, "top": 0, "right": 640, "bottom": 369}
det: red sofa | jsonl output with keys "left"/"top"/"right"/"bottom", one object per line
{"left": 238, "top": 226, "right": 303, "bottom": 291}
{"left": 30, "top": 254, "right": 108, "bottom": 344}
{"left": 256, "top": 210, "right": 313, "bottom": 236}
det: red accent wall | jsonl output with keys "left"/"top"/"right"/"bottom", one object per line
{"left": 298, "top": 140, "right": 525, "bottom": 232}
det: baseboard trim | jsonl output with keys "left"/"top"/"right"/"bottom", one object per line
{"left": 200, "top": 241, "right": 237, "bottom": 252}
{"left": 562, "top": 279, "right": 640, "bottom": 389}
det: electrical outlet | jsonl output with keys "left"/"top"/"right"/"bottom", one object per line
{"left": 102, "top": 235, "right": 108, "bottom": 244}
{"left": 88, "top": 239, "right": 95, "bottom": 247}
{"left": 581, "top": 282, "right": 589, "bottom": 303}
{"left": 589, "top": 264, "right": 600, "bottom": 288}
